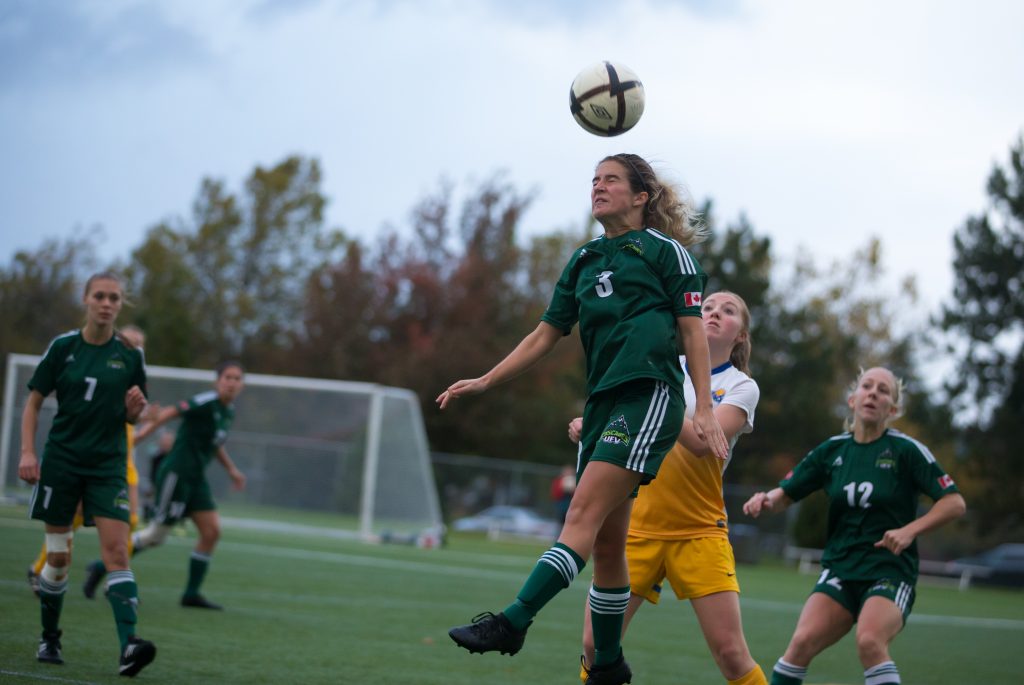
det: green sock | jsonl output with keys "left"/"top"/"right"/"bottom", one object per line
{"left": 503, "top": 543, "right": 584, "bottom": 631}
{"left": 184, "top": 551, "right": 211, "bottom": 598}
{"left": 771, "top": 659, "right": 806, "bottom": 685}
{"left": 864, "top": 660, "right": 900, "bottom": 684}
{"left": 106, "top": 570, "right": 139, "bottom": 649}
{"left": 589, "top": 585, "right": 630, "bottom": 666}
{"left": 38, "top": 573, "right": 67, "bottom": 636}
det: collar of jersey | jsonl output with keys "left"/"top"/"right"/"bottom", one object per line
{"left": 684, "top": 360, "right": 733, "bottom": 377}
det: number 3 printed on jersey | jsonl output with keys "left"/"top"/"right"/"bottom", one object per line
{"left": 595, "top": 271, "right": 614, "bottom": 298}
{"left": 843, "top": 481, "right": 873, "bottom": 508}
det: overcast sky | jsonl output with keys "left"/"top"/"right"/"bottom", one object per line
{"left": 2, "top": 0, "right": 1022, "bottom": 321}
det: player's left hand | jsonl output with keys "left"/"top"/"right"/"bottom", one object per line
{"left": 125, "top": 385, "right": 147, "bottom": 422}
{"left": 692, "top": 404, "right": 729, "bottom": 461}
{"left": 874, "top": 526, "right": 914, "bottom": 555}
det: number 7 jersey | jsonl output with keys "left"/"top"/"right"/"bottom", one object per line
{"left": 28, "top": 330, "right": 147, "bottom": 468}
{"left": 780, "top": 428, "right": 959, "bottom": 583}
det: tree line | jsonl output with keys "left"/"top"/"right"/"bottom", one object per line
{"left": 2, "top": 138, "right": 1021, "bottom": 545}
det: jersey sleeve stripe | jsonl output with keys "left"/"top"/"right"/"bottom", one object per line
{"left": 889, "top": 429, "right": 937, "bottom": 463}
{"left": 645, "top": 228, "right": 696, "bottom": 275}
{"left": 191, "top": 390, "right": 219, "bottom": 405}
{"left": 40, "top": 329, "right": 80, "bottom": 358}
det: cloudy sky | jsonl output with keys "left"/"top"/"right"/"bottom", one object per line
{"left": 2, "top": 0, "right": 1022, "bottom": 319}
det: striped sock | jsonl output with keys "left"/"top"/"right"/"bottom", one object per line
{"left": 38, "top": 570, "right": 68, "bottom": 636}
{"left": 106, "top": 570, "right": 139, "bottom": 649}
{"left": 589, "top": 585, "right": 630, "bottom": 667}
{"left": 184, "top": 551, "right": 212, "bottom": 597}
{"left": 503, "top": 543, "right": 584, "bottom": 631}
{"left": 864, "top": 660, "right": 900, "bottom": 685}
{"left": 771, "top": 658, "right": 807, "bottom": 685}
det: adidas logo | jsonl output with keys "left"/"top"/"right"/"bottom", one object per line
{"left": 65, "top": 354, "right": 75, "bottom": 363}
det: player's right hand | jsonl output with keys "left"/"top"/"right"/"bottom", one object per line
{"left": 742, "top": 491, "right": 772, "bottom": 518}
{"left": 568, "top": 417, "right": 583, "bottom": 444}
{"left": 436, "top": 377, "right": 488, "bottom": 409}
{"left": 18, "top": 451, "right": 40, "bottom": 484}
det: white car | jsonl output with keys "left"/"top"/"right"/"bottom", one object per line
{"left": 451, "top": 505, "right": 560, "bottom": 540}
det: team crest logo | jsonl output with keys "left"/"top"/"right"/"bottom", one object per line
{"left": 621, "top": 237, "right": 644, "bottom": 256}
{"left": 875, "top": 449, "right": 896, "bottom": 470}
{"left": 869, "top": 578, "right": 897, "bottom": 594}
{"left": 600, "top": 415, "right": 631, "bottom": 446}
{"left": 712, "top": 388, "right": 726, "bottom": 404}
{"left": 114, "top": 488, "right": 130, "bottom": 511}
{"left": 107, "top": 358, "right": 125, "bottom": 370}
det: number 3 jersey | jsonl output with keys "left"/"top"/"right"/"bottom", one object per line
{"left": 780, "top": 429, "right": 960, "bottom": 583}
{"left": 28, "top": 330, "right": 147, "bottom": 468}
{"left": 542, "top": 228, "right": 707, "bottom": 398}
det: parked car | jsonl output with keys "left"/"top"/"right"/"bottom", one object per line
{"left": 451, "top": 505, "right": 560, "bottom": 540}
{"left": 949, "top": 543, "right": 1024, "bottom": 588}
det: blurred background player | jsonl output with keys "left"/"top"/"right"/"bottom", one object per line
{"left": 18, "top": 272, "right": 157, "bottom": 677}
{"left": 85, "top": 361, "right": 247, "bottom": 609}
{"left": 743, "top": 367, "right": 966, "bottom": 685}
{"left": 573, "top": 291, "right": 767, "bottom": 685}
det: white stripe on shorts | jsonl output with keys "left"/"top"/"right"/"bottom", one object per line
{"left": 627, "top": 381, "right": 669, "bottom": 473}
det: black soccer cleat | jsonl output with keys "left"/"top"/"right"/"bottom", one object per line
{"left": 180, "top": 594, "right": 223, "bottom": 610}
{"left": 37, "top": 630, "right": 63, "bottom": 665}
{"left": 119, "top": 636, "right": 156, "bottom": 677}
{"left": 83, "top": 560, "right": 106, "bottom": 599}
{"left": 448, "top": 611, "right": 529, "bottom": 656}
{"left": 583, "top": 652, "right": 633, "bottom": 685}
{"left": 27, "top": 566, "right": 41, "bottom": 597}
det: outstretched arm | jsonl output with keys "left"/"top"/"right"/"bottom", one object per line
{"left": 742, "top": 487, "right": 793, "bottom": 518}
{"left": 135, "top": 404, "right": 181, "bottom": 443}
{"left": 437, "top": 322, "right": 563, "bottom": 409}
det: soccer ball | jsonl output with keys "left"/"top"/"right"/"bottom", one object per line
{"left": 569, "top": 61, "right": 645, "bottom": 137}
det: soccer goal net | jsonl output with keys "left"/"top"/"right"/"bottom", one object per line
{"left": 1, "top": 353, "right": 443, "bottom": 543}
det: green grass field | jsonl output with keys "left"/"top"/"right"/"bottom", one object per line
{"left": 2, "top": 503, "right": 1022, "bottom": 684}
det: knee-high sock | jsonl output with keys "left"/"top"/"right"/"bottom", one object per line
{"left": 184, "top": 551, "right": 212, "bottom": 598}
{"left": 38, "top": 566, "right": 68, "bottom": 636}
{"left": 106, "top": 570, "right": 139, "bottom": 649}
{"left": 730, "top": 664, "right": 769, "bottom": 685}
{"left": 589, "top": 585, "right": 630, "bottom": 667}
{"left": 771, "top": 659, "right": 807, "bottom": 685}
{"left": 864, "top": 661, "right": 900, "bottom": 685}
{"left": 503, "top": 543, "right": 584, "bottom": 631}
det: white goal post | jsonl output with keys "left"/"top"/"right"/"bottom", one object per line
{"left": 1, "top": 353, "right": 443, "bottom": 543}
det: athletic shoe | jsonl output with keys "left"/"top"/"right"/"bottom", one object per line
{"left": 448, "top": 611, "right": 528, "bottom": 656}
{"left": 119, "top": 636, "right": 156, "bottom": 677}
{"left": 27, "top": 566, "right": 40, "bottom": 597}
{"left": 180, "top": 594, "right": 223, "bottom": 610}
{"left": 82, "top": 560, "right": 106, "bottom": 599}
{"left": 37, "top": 630, "right": 63, "bottom": 665}
{"left": 579, "top": 655, "right": 590, "bottom": 684}
{"left": 583, "top": 652, "right": 632, "bottom": 685}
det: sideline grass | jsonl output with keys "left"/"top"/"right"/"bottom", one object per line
{"left": 2, "top": 504, "right": 1022, "bottom": 684}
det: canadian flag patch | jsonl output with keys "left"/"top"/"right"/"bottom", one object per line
{"left": 937, "top": 474, "right": 955, "bottom": 489}
{"left": 684, "top": 292, "right": 702, "bottom": 307}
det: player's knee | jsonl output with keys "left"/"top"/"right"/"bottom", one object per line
{"left": 854, "top": 629, "right": 887, "bottom": 661}
{"left": 711, "top": 641, "right": 753, "bottom": 679}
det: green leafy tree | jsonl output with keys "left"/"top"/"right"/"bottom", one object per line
{"left": 940, "top": 135, "right": 1024, "bottom": 538}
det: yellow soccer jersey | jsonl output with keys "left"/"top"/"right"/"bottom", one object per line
{"left": 126, "top": 423, "right": 139, "bottom": 486}
{"left": 629, "top": 359, "right": 758, "bottom": 540}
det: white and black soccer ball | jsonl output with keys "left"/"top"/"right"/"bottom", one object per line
{"left": 569, "top": 61, "right": 645, "bottom": 137}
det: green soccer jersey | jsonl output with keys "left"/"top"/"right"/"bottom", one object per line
{"left": 542, "top": 228, "right": 707, "bottom": 397}
{"left": 165, "top": 390, "right": 235, "bottom": 479}
{"left": 780, "top": 428, "right": 959, "bottom": 583}
{"left": 28, "top": 330, "right": 147, "bottom": 468}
